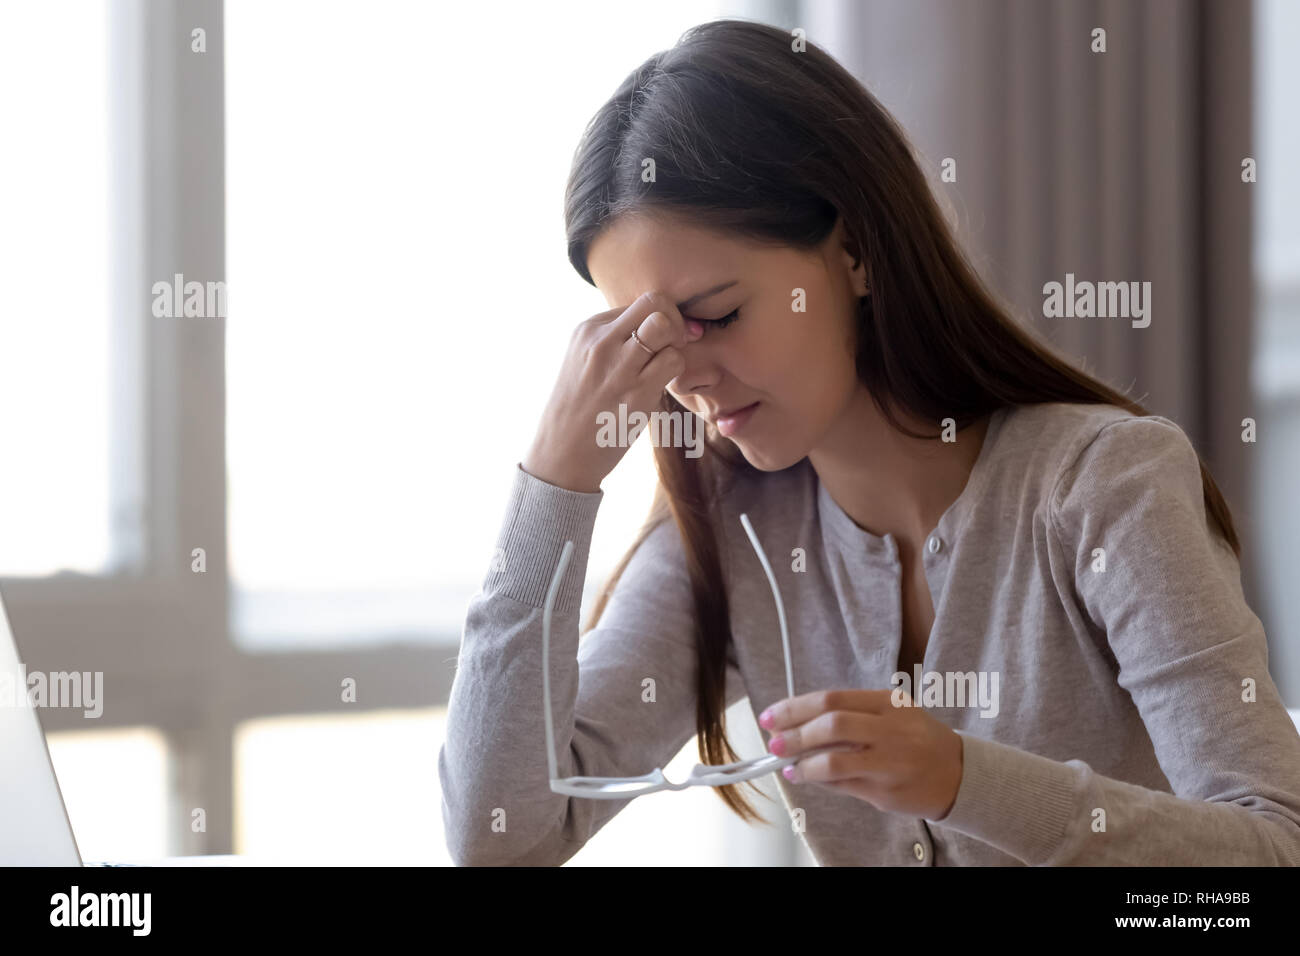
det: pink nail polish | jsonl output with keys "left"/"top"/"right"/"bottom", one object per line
{"left": 783, "top": 766, "right": 797, "bottom": 782}
{"left": 759, "top": 709, "right": 774, "bottom": 728}
{"left": 768, "top": 735, "right": 785, "bottom": 756}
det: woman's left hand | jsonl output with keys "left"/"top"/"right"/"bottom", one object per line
{"left": 759, "top": 689, "right": 964, "bottom": 821}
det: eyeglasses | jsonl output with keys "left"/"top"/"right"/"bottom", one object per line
{"left": 543, "top": 511, "right": 846, "bottom": 799}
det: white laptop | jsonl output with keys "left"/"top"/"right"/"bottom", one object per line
{"left": 0, "top": 586, "right": 114, "bottom": 866}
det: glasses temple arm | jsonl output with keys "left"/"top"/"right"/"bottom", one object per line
{"left": 542, "top": 540, "right": 575, "bottom": 784}
{"left": 738, "top": 513, "right": 794, "bottom": 700}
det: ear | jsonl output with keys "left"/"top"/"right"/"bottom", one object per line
{"left": 825, "top": 213, "right": 865, "bottom": 295}
{"left": 839, "top": 232, "right": 870, "bottom": 298}
{"left": 828, "top": 213, "right": 871, "bottom": 297}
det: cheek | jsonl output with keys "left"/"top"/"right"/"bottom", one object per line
{"left": 773, "top": 312, "right": 858, "bottom": 418}
{"left": 771, "top": 308, "right": 854, "bottom": 383}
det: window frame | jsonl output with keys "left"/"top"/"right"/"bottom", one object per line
{"left": 0, "top": 0, "right": 455, "bottom": 859}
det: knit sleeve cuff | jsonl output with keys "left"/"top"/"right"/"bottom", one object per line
{"left": 481, "top": 464, "right": 605, "bottom": 614}
{"left": 926, "top": 731, "right": 1082, "bottom": 865}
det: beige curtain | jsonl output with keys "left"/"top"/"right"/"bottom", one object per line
{"left": 801, "top": 0, "right": 1259, "bottom": 607}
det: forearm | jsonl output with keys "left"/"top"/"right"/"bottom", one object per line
{"left": 931, "top": 732, "right": 1300, "bottom": 865}
{"left": 438, "top": 464, "right": 605, "bottom": 866}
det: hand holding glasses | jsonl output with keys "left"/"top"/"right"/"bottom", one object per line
{"left": 542, "top": 512, "right": 852, "bottom": 799}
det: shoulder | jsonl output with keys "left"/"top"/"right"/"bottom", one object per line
{"left": 1035, "top": 405, "right": 1198, "bottom": 510}
{"left": 1008, "top": 404, "right": 1209, "bottom": 552}
{"left": 990, "top": 401, "right": 1192, "bottom": 503}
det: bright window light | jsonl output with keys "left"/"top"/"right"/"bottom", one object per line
{"left": 46, "top": 726, "right": 170, "bottom": 864}
{"left": 225, "top": 0, "right": 737, "bottom": 647}
{"left": 0, "top": 0, "right": 112, "bottom": 576}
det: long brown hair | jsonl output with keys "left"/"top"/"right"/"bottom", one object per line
{"left": 562, "top": 18, "right": 1240, "bottom": 822}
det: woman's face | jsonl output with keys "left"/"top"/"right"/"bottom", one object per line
{"left": 586, "top": 210, "right": 867, "bottom": 471}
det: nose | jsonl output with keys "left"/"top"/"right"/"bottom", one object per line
{"left": 668, "top": 329, "right": 720, "bottom": 400}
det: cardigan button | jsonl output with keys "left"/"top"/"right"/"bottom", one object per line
{"left": 912, "top": 842, "right": 926, "bottom": 861}
{"left": 927, "top": 535, "right": 943, "bottom": 554}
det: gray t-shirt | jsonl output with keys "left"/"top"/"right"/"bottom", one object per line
{"left": 438, "top": 401, "right": 1300, "bottom": 865}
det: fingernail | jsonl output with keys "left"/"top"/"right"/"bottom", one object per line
{"left": 767, "top": 734, "right": 785, "bottom": 755}
{"left": 759, "top": 709, "right": 775, "bottom": 728}
{"left": 685, "top": 319, "right": 703, "bottom": 338}
{"left": 783, "top": 765, "right": 799, "bottom": 782}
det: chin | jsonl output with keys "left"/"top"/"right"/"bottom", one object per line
{"left": 734, "top": 439, "right": 806, "bottom": 473}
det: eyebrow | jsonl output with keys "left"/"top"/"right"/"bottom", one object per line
{"left": 677, "top": 280, "right": 739, "bottom": 313}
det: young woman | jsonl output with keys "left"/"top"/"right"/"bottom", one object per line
{"left": 438, "top": 19, "right": 1300, "bottom": 866}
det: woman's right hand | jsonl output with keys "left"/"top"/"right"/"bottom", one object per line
{"left": 521, "top": 290, "right": 704, "bottom": 493}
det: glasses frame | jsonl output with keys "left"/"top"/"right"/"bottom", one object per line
{"left": 543, "top": 511, "right": 847, "bottom": 799}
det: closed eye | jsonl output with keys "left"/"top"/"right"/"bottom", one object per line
{"left": 691, "top": 307, "right": 740, "bottom": 331}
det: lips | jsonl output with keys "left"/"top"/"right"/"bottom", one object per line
{"left": 708, "top": 402, "right": 758, "bottom": 424}
{"left": 711, "top": 401, "right": 760, "bottom": 438}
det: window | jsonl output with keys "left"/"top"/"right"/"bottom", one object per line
{"left": 46, "top": 727, "right": 170, "bottom": 864}
{"left": 235, "top": 708, "right": 450, "bottom": 865}
{"left": 0, "top": 0, "right": 170, "bottom": 863}
{"left": 225, "top": 1, "right": 759, "bottom": 650}
{"left": 0, "top": 0, "right": 118, "bottom": 576}
{"left": 1251, "top": 0, "right": 1300, "bottom": 702}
